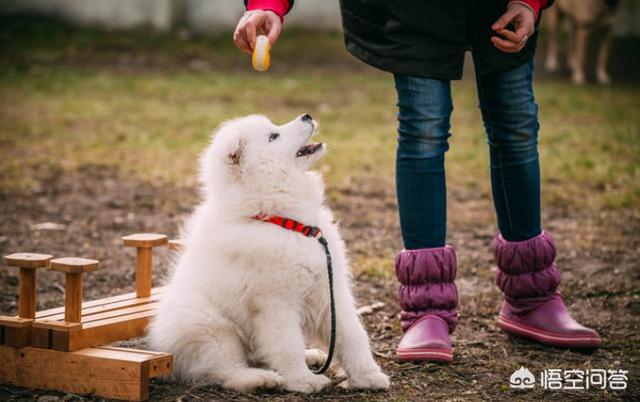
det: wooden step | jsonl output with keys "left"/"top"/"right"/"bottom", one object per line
{"left": 32, "top": 303, "right": 158, "bottom": 351}
{"left": 35, "top": 286, "right": 165, "bottom": 319}
{"left": 36, "top": 292, "right": 162, "bottom": 323}
{"left": 32, "top": 307, "right": 158, "bottom": 352}
{"left": 34, "top": 301, "right": 157, "bottom": 330}
{"left": 0, "top": 344, "right": 172, "bottom": 401}
{"left": 30, "top": 287, "right": 165, "bottom": 351}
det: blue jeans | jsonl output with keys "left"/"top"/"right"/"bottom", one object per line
{"left": 395, "top": 59, "right": 542, "bottom": 249}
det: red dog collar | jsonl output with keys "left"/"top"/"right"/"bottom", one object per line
{"left": 252, "top": 214, "right": 322, "bottom": 238}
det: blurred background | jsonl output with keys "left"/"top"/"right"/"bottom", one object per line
{"left": 0, "top": 0, "right": 638, "bottom": 400}
{"left": 0, "top": 0, "right": 638, "bottom": 34}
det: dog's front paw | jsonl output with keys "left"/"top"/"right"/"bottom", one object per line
{"left": 304, "top": 348, "right": 327, "bottom": 367}
{"left": 283, "top": 372, "right": 331, "bottom": 393}
{"left": 223, "top": 368, "right": 283, "bottom": 393}
{"left": 339, "top": 369, "right": 389, "bottom": 391}
{"left": 305, "top": 348, "right": 345, "bottom": 378}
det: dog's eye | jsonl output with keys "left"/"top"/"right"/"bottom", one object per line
{"left": 268, "top": 132, "right": 280, "bottom": 142}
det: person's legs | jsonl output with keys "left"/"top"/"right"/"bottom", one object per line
{"left": 475, "top": 59, "right": 542, "bottom": 241}
{"left": 475, "top": 59, "right": 601, "bottom": 348}
{"left": 393, "top": 75, "right": 458, "bottom": 362}
{"left": 394, "top": 74, "right": 451, "bottom": 249}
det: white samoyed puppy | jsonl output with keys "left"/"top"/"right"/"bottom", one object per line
{"left": 148, "top": 114, "right": 389, "bottom": 393}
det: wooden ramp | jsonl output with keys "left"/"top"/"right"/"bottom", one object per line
{"left": 0, "top": 345, "right": 172, "bottom": 401}
{"left": 0, "top": 233, "right": 183, "bottom": 401}
{"left": 31, "top": 286, "right": 165, "bottom": 351}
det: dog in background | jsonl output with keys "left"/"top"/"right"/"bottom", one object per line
{"left": 148, "top": 114, "right": 389, "bottom": 393}
{"left": 545, "top": 0, "right": 621, "bottom": 84}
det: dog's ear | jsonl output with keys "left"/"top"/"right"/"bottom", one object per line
{"left": 227, "top": 139, "right": 245, "bottom": 166}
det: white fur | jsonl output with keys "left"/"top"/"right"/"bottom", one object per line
{"left": 148, "top": 114, "right": 389, "bottom": 393}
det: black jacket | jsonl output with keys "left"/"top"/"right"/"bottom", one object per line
{"left": 247, "top": 0, "right": 553, "bottom": 80}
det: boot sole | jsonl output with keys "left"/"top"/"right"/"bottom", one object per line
{"left": 396, "top": 348, "right": 453, "bottom": 363}
{"left": 498, "top": 315, "right": 602, "bottom": 348}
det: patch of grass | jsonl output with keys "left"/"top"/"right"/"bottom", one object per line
{"left": 353, "top": 256, "right": 394, "bottom": 280}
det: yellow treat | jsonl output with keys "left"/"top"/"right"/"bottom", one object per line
{"left": 252, "top": 35, "right": 271, "bottom": 72}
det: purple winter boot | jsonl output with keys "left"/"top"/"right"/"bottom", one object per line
{"left": 395, "top": 246, "right": 458, "bottom": 363}
{"left": 494, "top": 231, "right": 601, "bottom": 348}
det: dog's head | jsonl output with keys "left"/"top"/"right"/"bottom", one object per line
{"left": 200, "top": 114, "right": 325, "bottom": 204}
{"left": 221, "top": 113, "right": 322, "bottom": 172}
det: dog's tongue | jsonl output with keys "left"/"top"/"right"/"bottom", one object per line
{"left": 296, "top": 143, "right": 322, "bottom": 157}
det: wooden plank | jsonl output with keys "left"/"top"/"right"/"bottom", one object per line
{"left": 3, "top": 326, "right": 31, "bottom": 348}
{"left": 0, "top": 345, "right": 172, "bottom": 401}
{"left": 34, "top": 301, "right": 157, "bottom": 331}
{"left": 31, "top": 326, "right": 51, "bottom": 349}
{"left": 0, "top": 316, "right": 32, "bottom": 328}
{"left": 0, "top": 317, "right": 33, "bottom": 348}
{"left": 81, "top": 309, "right": 156, "bottom": 330}
{"left": 3, "top": 253, "right": 52, "bottom": 269}
{"left": 82, "top": 302, "right": 159, "bottom": 328}
{"left": 95, "top": 345, "right": 170, "bottom": 357}
{"left": 148, "top": 354, "right": 173, "bottom": 378}
{"left": 149, "top": 353, "right": 173, "bottom": 378}
{"left": 36, "top": 293, "right": 137, "bottom": 319}
{"left": 75, "top": 346, "right": 172, "bottom": 368}
{"left": 31, "top": 321, "right": 82, "bottom": 331}
{"left": 35, "top": 286, "right": 165, "bottom": 319}
{"left": 122, "top": 233, "right": 168, "bottom": 248}
{"left": 82, "top": 346, "right": 173, "bottom": 374}
{"left": 0, "top": 345, "right": 18, "bottom": 383}
{"left": 34, "top": 293, "right": 162, "bottom": 323}
{"left": 80, "top": 302, "right": 157, "bottom": 324}
{"left": 36, "top": 292, "right": 139, "bottom": 318}
{"left": 49, "top": 257, "right": 99, "bottom": 274}
{"left": 52, "top": 310, "right": 156, "bottom": 352}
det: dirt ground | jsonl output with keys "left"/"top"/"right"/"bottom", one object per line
{"left": 0, "top": 164, "right": 638, "bottom": 401}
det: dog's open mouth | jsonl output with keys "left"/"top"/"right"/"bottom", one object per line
{"left": 296, "top": 143, "right": 323, "bottom": 157}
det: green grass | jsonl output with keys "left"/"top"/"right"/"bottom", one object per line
{"left": 1, "top": 17, "right": 639, "bottom": 214}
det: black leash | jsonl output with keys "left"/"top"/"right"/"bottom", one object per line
{"left": 251, "top": 214, "right": 336, "bottom": 374}
{"left": 313, "top": 235, "right": 336, "bottom": 374}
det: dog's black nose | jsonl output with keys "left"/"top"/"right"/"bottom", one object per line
{"left": 301, "top": 113, "right": 312, "bottom": 122}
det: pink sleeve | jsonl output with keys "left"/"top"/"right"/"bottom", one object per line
{"left": 510, "top": 0, "right": 548, "bottom": 20}
{"left": 247, "top": 0, "right": 291, "bottom": 21}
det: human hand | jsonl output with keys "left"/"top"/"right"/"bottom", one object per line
{"left": 491, "top": 2, "right": 536, "bottom": 53}
{"left": 233, "top": 10, "right": 282, "bottom": 54}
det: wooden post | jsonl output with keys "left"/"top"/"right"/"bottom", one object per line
{"left": 19, "top": 269, "right": 37, "bottom": 319}
{"left": 1, "top": 253, "right": 52, "bottom": 347}
{"left": 135, "top": 247, "right": 152, "bottom": 298}
{"left": 122, "top": 234, "right": 168, "bottom": 298}
{"left": 50, "top": 257, "right": 99, "bottom": 324}
{"left": 65, "top": 273, "right": 83, "bottom": 322}
{"left": 4, "top": 253, "right": 53, "bottom": 319}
